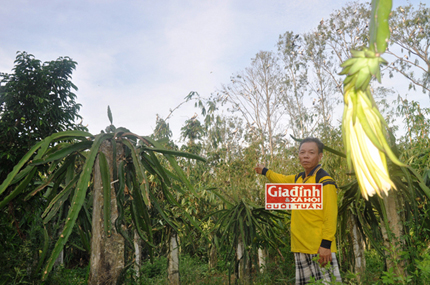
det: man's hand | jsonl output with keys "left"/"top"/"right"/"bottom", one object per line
{"left": 254, "top": 163, "right": 265, "bottom": 174}
{"left": 317, "top": 247, "right": 332, "bottom": 267}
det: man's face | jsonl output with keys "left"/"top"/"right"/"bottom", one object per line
{"left": 299, "top": 142, "right": 323, "bottom": 173}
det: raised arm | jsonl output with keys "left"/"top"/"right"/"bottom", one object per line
{"left": 254, "top": 163, "right": 295, "bottom": 183}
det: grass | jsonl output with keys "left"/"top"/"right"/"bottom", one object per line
{"left": 8, "top": 248, "right": 430, "bottom": 284}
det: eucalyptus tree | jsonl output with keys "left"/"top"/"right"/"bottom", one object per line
{"left": 277, "top": 31, "right": 316, "bottom": 139}
{"left": 318, "top": 1, "right": 430, "bottom": 96}
{"left": 318, "top": 2, "right": 371, "bottom": 63}
{"left": 301, "top": 30, "right": 339, "bottom": 131}
{"left": 198, "top": 113, "right": 266, "bottom": 201}
{"left": 150, "top": 102, "right": 223, "bottom": 278}
{"left": 388, "top": 3, "right": 430, "bottom": 95}
{"left": 313, "top": 1, "right": 371, "bottom": 107}
{"left": 219, "top": 51, "right": 285, "bottom": 162}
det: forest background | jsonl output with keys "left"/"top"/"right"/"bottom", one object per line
{"left": 1, "top": 0, "right": 430, "bottom": 284}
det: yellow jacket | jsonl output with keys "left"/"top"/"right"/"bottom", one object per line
{"left": 264, "top": 164, "right": 338, "bottom": 254}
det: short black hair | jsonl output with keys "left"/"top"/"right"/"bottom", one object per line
{"left": 299, "top": 137, "right": 324, "bottom": 153}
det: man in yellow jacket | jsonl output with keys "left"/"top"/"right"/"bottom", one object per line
{"left": 255, "top": 137, "right": 342, "bottom": 284}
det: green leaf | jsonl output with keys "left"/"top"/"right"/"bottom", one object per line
{"left": 99, "top": 151, "right": 112, "bottom": 236}
{"left": 141, "top": 147, "right": 206, "bottom": 162}
{"left": 142, "top": 151, "right": 171, "bottom": 185}
{"left": 148, "top": 190, "right": 182, "bottom": 234}
{"left": 122, "top": 138, "right": 150, "bottom": 206}
{"left": 207, "top": 188, "right": 233, "bottom": 207}
{"left": 24, "top": 155, "right": 75, "bottom": 200}
{"left": 115, "top": 161, "right": 134, "bottom": 248}
{"left": 131, "top": 177, "right": 155, "bottom": 248}
{"left": 34, "top": 226, "right": 50, "bottom": 275}
{"left": 31, "top": 141, "right": 93, "bottom": 165}
{"left": 142, "top": 136, "right": 196, "bottom": 193}
{"left": 0, "top": 140, "right": 43, "bottom": 196}
{"left": 42, "top": 175, "right": 79, "bottom": 224}
{"left": 42, "top": 133, "right": 111, "bottom": 281}
{"left": 0, "top": 167, "right": 37, "bottom": 210}
{"left": 108, "top": 105, "right": 113, "bottom": 124}
{"left": 0, "top": 130, "right": 92, "bottom": 195}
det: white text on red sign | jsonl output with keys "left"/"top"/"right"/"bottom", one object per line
{"left": 265, "top": 183, "right": 323, "bottom": 210}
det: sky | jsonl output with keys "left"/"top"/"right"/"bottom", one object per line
{"left": 0, "top": 0, "right": 427, "bottom": 144}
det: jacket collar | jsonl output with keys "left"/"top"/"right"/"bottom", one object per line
{"left": 307, "top": 164, "right": 322, "bottom": 177}
{"left": 297, "top": 164, "right": 322, "bottom": 182}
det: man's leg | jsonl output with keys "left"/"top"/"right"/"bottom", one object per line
{"left": 320, "top": 253, "right": 342, "bottom": 283}
{"left": 294, "top": 252, "right": 342, "bottom": 284}
{"left": 294, "top": 253, "right": 322, "bottom": 285}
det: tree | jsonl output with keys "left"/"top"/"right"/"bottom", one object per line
{"left": 0, "top": 52, "right": 85, "bottom": 280}
{"left": 302, "top": 30, "right": 339, "bottom": 130}
{"left": 219, "top": 51, "right": 285, "bottom": 162}
{"left": 388, "top": 3, "right": 430, "bottom": 95}
{"left": 180, "top": 117, "right": 204, "bottom": 154}
{"left": 277, "top": 31, "right": 313, "bottom": 138}
{"left": 317, "top": 1, "right": 430, "bottom": 95}
{"left": 0, "top": 119, "right": 206, "bottom": 283}
{"left": 89, "top": 139, "right": 125, "bottom": 284}
{"left": 0, "top": 51, "right": 83, "bottom": 182}
{"left": 153, "top": 114, "right": 173, "bottom": 140}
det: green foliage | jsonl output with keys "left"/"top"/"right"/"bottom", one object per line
{"left": 414, "top": 250, "right": 430, "bottom": 284}
{"left": 0, "top": 202, "right": 48, "bottom": 284}
{"left": 361, "top": 250, "right": 385, "bottom": 283}
{"left": 0, "top": 111, "right": 206, "bottom": 280}
{"left": 140, "top": 256, "right": 168, "bottom": 279}
{"left": 0, "top": 52, "right": 87, "bottom": 283}
{"left": 380, "top": 267, "right": 413, "bottom": 285}
{"left": 396, "top": 97, "right": 430, "bottom": 173}
{"left": 306, "top": 260, "right": 343, "bottom": 285}
{"left": 152, "top": 115, "right": 174, "bottom": 149}
{"left": 251, "top": 246, "right": 295, "bottom": 284}
{"left": 212, "top": 198, "right": 288, "bottom": 280}
{"left": 44, "top": 265, "right": 88, "bottom": 285}
{"left": 0, "top": 51, "right": 84, "bottom": 182}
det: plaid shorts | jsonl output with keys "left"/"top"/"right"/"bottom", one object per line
{"left": 294, "top": 252, "right": 342, "bottom": 285}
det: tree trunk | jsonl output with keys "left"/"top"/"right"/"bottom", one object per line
{"left": 208, "top": 243, "right": 217, "bottom": 270}
{"left": 88, "top": 140, "right": 124, "bottom": 285}
{"left": 349, "top": 215, "right": 366, "bottom": 282}
{"left": 237, "top": 238, "right": 246, "bottom": 282}
{"left": 134, "top": 230, "right": 141, "bottom": 278}
{"left": 168, "top": 232, "right": 180, "bottom": 285}
{"left": 381, "top": 192, "right": 406, "bottom": 277}
{"left": 54, "top": 224, "right": 65, "bottom": 268}
{"left": 258, "top": 248, "right": 267, "bottom": 273}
